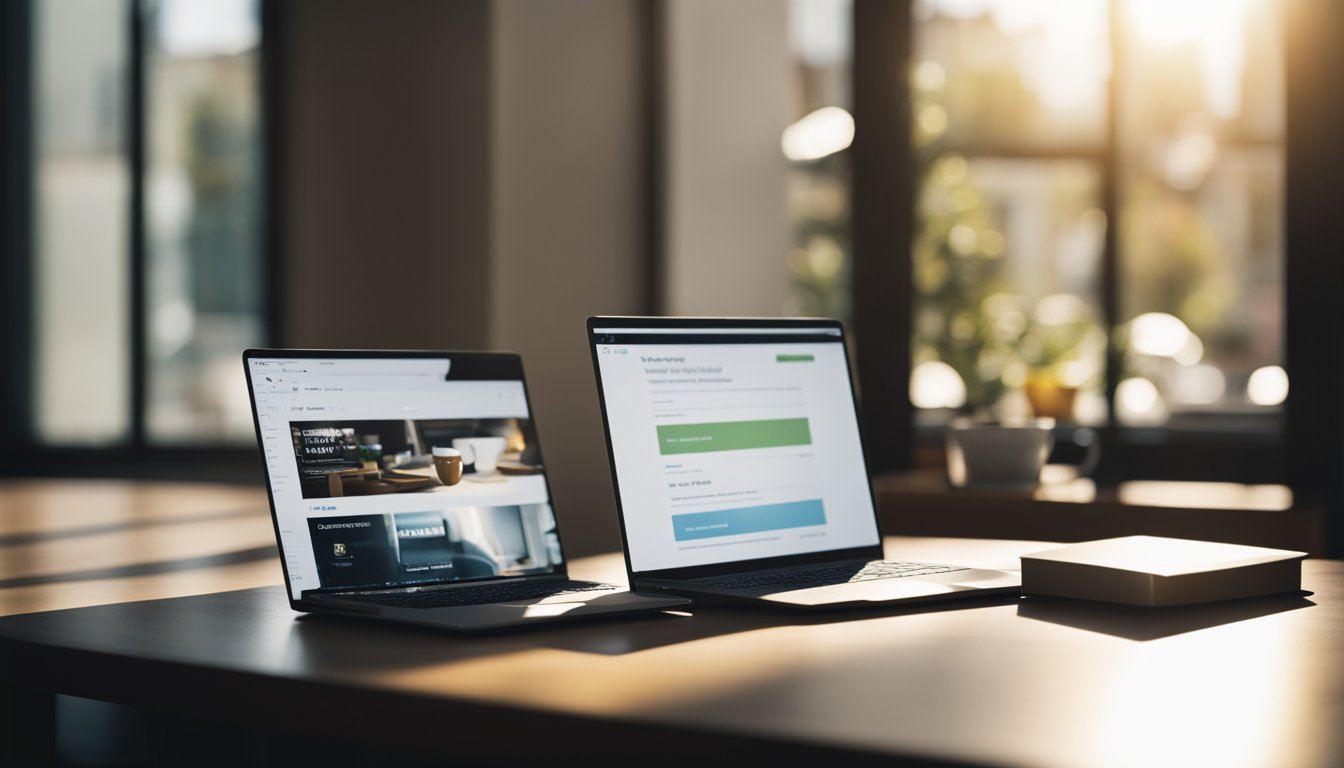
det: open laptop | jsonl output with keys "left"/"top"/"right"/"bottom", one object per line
{"left": 243, "top": 349, "right": 688, "bottom": 631}
{"left": 586, "top": 317, "right": 1021, "bottom": 608}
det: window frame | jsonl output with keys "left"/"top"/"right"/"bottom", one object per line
{"left": 0, "top": 0, "right": 279, "bottom": 483}
{"left": 853, "top": 0, "right": 1344, "bottom": 552}
{"left": 2, "top": 1, "right": 34, "bottom": 466}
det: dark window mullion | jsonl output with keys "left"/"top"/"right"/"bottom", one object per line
{"left": 2, "top": 0, "right": 34, "bottom": 447}
{"left": 261, "top": 0, "right": 282, "bottom": 347}
{"left": 1099, "top": 0, "right": 1123, "bottom": 472}
{"left": 853, "top": 0, "right": 916, "bottom": 473}
{"left": 128, "top": 0, "right": 147, "bottom": 448}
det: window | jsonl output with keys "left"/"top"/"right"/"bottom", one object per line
{"left": 909, "top": 1, "right": 1109, "bottom": 426}
{"left": 1114, "top": 0, "right": 1284, "bottom": 429}
{"left": 32, "top": 0, "right": 133, "bottom": 445}
{"left": 910, "top": 0, "right": 1283, "bottom": 430}
{"left": 143, "top": 0, "right": 266, "bottom": 444}
{"left": 10, "top": 0, "right": 269, "bottom": 466}
{"left": 786, "top": 0, "right": 853, "bottom": 322}
{"left": 840, "top": 0, "right": 1295, "bottom": 482}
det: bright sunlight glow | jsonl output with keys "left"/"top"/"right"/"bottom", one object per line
{"left": 1117, "top": 377, "right": 1167, "bottom": 424}
{"left": 1129, "top": 312, "right": 1194, "bottom": 359}
{"left": 782, "top": 106, "right": 855, "bottom": 162}
{"left": 911, "top": 360, "right": 968, "bottom": 409}
{"left": 1247, "top": 365, "right": 1289, "bottom": 406}
{"left": 1126, "top": 0, "right": 1255, "bottom": 119}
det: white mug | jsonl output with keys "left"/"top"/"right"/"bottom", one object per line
{"left": 452, "top": 436, "right": 507, "bottom": 474}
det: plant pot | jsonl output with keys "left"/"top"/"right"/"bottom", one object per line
{"left": 1024, "top": 374, "right": 1078, "bottom": 421}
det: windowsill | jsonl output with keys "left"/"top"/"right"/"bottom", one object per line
{"left": 874, "top": 469, "right": 1326, "bottom": 556}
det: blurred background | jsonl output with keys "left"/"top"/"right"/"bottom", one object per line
{"left": 3, "top": 0, "right": 1342, "bottom": 557}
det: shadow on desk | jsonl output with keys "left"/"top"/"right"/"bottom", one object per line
{"left": 1016, "top": 592, "right": 1316, "bottom": 641}
{"left": 0, "top": 506, "right": 265, "bottom": 548}
{"left": 0, "top": 546, "right": 278, "bottom": 590}
{"left": 293, "top": 588, "right": 1022, "bottom": 660}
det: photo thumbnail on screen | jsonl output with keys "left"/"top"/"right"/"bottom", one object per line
{"left": 290, "top": 417, "right": 543, "bottom": 499}
{"left": 307, "top": 504, "right": 562, "bottom": 590}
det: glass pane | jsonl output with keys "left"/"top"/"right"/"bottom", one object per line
{"left": 785, "top": 0, "right": 852, "bottom": 321}
{"left": 912, "top": 0, "right": 1109, "bottom": 151}
{"left": 1118, "top": 0, "right": 1283, "bottom": 143}
{"left": 1117, "top": 0, "right": 1284, "bottom": 426}
{"left": 33, "top": 0, "right": 132, "bottom": 445}
{"left": 912, "top": 156, "right": 1107, "bottom": 423}
{"left": 144, "top": 0, "right": 264, "bottom": 444}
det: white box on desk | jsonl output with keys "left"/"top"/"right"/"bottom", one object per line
{"left": 1020, "top": 536, "right": 1306, "bottom": 607}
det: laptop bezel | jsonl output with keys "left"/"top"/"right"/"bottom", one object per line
{"left": 585, "top": 316, "right": 888, "bottom": 586}
{"left": 242, "top": 348, "right": 574, "bottom": 612}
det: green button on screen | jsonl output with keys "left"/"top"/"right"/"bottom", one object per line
{"left": 656, "top": 418, "right": 812, "bottom": 455}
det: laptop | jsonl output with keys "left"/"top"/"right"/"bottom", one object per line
{"left": 242, "top": 349, "right": 689, "bottom": 631}
{"left": 586, "top": 317, "right": 1021, "bottom": 608}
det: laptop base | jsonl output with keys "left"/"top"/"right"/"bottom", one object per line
{"left": 638, "top": 566, "right": 1021, "bottom": 609}
{"left": 305, "top": 588, "right": 689, "bottom": 632}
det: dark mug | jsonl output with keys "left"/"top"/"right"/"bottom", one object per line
{"left": 431, "top": 446, "right": 463, "bottom": 485}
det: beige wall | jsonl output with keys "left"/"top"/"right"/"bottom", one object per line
{"left": 491, "top": 0, "right": 648, "bottom": 556}
{"left": 279, "top": 0, "right": 648, "bottom": 555}
{"left": 280, "top": 0, "right": 493, "bottom": 350}
{"left": 662, "top": 0, "right": 792, "bottom": 316}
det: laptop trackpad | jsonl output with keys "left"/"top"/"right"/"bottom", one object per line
{"left": 759, "top": 568, "right": 1021, "bottom": 607}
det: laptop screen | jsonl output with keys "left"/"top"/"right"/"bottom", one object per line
{"left": 591, "top": 321, "right": 881, "bottom": 574}
{"left": 244, "top": 352, "right": 564, "bottom": 601}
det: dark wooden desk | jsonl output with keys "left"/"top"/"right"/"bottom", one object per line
{"left": 2, "top": 480, "right": 1341, "bottom": 766}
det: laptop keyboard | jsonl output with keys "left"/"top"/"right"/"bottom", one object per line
{"left": 329, "top": 579, "right": 615, "bottom": 609}
{"left": 693, "top": 561, "right": 967, "bottom": 591}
